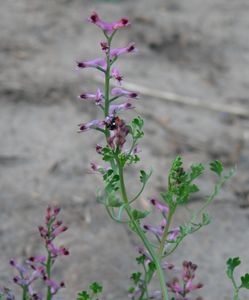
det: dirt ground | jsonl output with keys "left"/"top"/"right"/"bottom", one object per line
{"left": 1, "top": 0, "right": 249, "bottom": 299}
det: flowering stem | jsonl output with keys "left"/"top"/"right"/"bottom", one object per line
{"left": 158, "top": 208, "right": 175, "bottom": 258}
{"left": 104, "top": 32, "right": 116, "bottom": 118}
{"left": 116, "top": 157, "right": 169, "bottom": 300}
{"left": 46, "top": 221, "right": 53, "bottom": 300}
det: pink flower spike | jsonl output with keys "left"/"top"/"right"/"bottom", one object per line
{"left": 111, "top": 87, "right": 138, "bottom": 99}
{"left": 110, "top": 42, "right": 137, "bottom": 58}
{"left": 88, "top": 12, "right": 113, "bottom": 34}
{"left": 150, "top": 198, "right": 169, "bottom": 214}
{"left": 78, "top": 119, "right": 105, "bottom": 132}
{"left": 111, "top": 67, "right": 123, "bottom": 85}
{"left": 111, "top": 17, "right": 130, "bottom": 30}
{"left": 109, "top": 102, "right": 134, "bottom": 115}
{"left": 77, "top": 58, "right": 106, "bottom": 70}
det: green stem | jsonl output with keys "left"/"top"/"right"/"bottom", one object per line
{"left": 231, "top": 275, "right": 240, "bottom": 300}
{"left": 22, "top": 285, "right": 28, "bottom": 300}
{"left": 139, "top": 263, "right": 149, "bottom": 300}
{"left": 116, "top": 158, "right": 169, "bottom": 300}
{"left": 46, "top": 251, "right": 52, "bottom": 300}
{"left": 158, "top": 208, "right": 175, "bottom": 258}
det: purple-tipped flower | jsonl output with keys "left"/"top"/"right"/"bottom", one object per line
{"left": 78, "top": 119, "right": 105, "bottom": 132}
{"left": 137, "top": 247, "right": 152, "bottom": 263}
{"left": 111, "top": 87, "right": 138, "bottom": 99}
{"left": 27, "top": 256, "right": 47, "bottom": 264}
{"left": 110, "top": 42, "right": 137, "bottom": 58}
{"left": 111, "top": 67, "right": 123, "bottom": 85}
{"left": 79, "top": 88, "right": 104, "bottom": 106}
{"left": 143, "top": 224, "right": 163, "bottom": 236}
{"left": 109, "top": 102, "right": 134, "bottom": 115}
{"left": 45, "top": 279, "right": 65, "bottom": 295}
{"left": 150, "top": 198, "right": 169, "bottom": 214}
{"left": 77, "top": 58, "right": 106, "bottom": 70}
{"left": 88, "top": 12, "right": 130, "bottom": 35}
{"left": 90, "top": 162, "right": 110, "bottom": 174}
{"left": 95, "top": 144, "right": 103, "bottom": 154}
{"left": 111, "top": 17, "right": 130, "bottom": 30}
{"left": 47, "top": 241, "right": 69, "bottom": 257}
{"left": 168, "top": 227, "right": 180, "bottom": 241}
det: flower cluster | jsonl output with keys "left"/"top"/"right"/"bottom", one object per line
{"left": 2, "top": 206, "right": 69, "bottom": 300}
{"left": 166, "top": 261, "right": 203, "bottom": 300}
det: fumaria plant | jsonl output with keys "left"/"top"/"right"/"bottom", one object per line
{"left": 0, "top": 11, "right": 248, "bottom": 300}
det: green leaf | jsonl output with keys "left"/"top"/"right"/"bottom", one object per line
{"left": 131, "top": 272, "right": 142, "bottom": 285}
{"left": 136, "top": 255, "right": 146, "bottom": 265}
{"left": 132, "top": 116, "right": 144, "bottom": 129}
{"left": 139, "top": 169, "right": 152, "bottom": 185}
{"left": 77, "top": 291, "right": 90, "bottom": 300}
{"left": 102, "top": 147, "right": 115, "bottom": 162}
{"left": 131, "top": 208, "right": 150, "bottom": 220}
{"left": 210, "top": 160, "right": 224, "bottom": 176}
{"left": 107, "top": 194, "right": 122, "bottom": 207}
{"left": 190, "top": 163, "right": 205, "bottom": 180}
{"left": 241, "top": 273, "right": 249, "bottom": 289}
{"left": 128, "top": 287, "right": 135, "bottom": 293}
{"left": 226, "top": 257, "right": 241, "bottom": 279}
{"left": 89, "top": 282, "right": 103, "bottom": 294}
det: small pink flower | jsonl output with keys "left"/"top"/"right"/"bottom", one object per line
{"left": 27, "top": 256, "right": 47, "bottom": 264}
{"left": 88, "top": 12, "right": 113, "bottom": 34}
{"left": 38, "top": 225, "right": 48, "bottom": 238}
{"left": 150, "top": 198, "right": 169, "bottom": 214}
{"left": 88, "top": 12, "right": 130, "bottom": 35}
{"left": 109, "top": 102, "right": 134, "bottom": 115}
{"left": 77, "top": 58, "right": 106, "bottom": 70}
{"left": 143, "top": 224, "right": 163, "bottom": 236}
{"left": 111, "top": 67, "right": 123, "bottom": 85}
{"left": 111, "top": 87, "right": 138, "bottom": 99}
{"left": 47, "top": 241, "right": 69, "bottom": 257}
{"left": 112, "top": 17, "right": 130, "bottom": 30}
{"left": 100, "top": 41, "right": 109, "bottom": 51}
{"left": 168, "top": 227, "right": 180, "bottom": 241}
{"left": 95, "top": 144, "right": 103, "bottom": 154}
{"left": 90, "top": 162, "right": 110, "bottom": 174}
{"left": 45, "top": 279, "right": 65, "bottom": 295}
{"left": 79, "top": 88, "right": 104, "bottom": 106}
{"left": 78, "top": 119, "right": 105, "bottom": 132}
{"left": 52, "top": 225, "right": 68, "bottom": 238}
{"left": 110, "top": 42, "right": 137, "bottom": 58}
{"left": 137, "top": 247, "right": 152, "bottom": 263}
